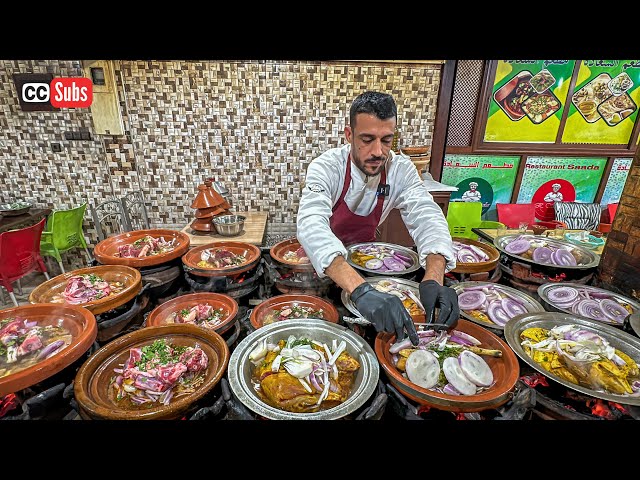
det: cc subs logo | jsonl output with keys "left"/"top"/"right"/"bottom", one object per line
{"left": 20, "top": 78, "right": 92, "bottom": 108}
{"left": 22, "top": 83, "right": 50, "bottom": 102}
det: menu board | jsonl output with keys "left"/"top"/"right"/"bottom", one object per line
{"left": 562, "top": 61, "right": 640, "bottom": 144}
{"left": 442, "top": 155, "right": 520, "bottom": 220}
{"left": 600, "top": 158, "right": 632, "bottom": 206}
{"left": 516, "top": 156, "right": 607, "bottom": 204}
{"left": 484, "top": 60, "right": 575, "bottom": 143}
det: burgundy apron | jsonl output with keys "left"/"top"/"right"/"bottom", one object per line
{"left": 330, "top": 155, "right": 387, "bottom": 245}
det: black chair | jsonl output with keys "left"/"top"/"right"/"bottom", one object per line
{"left": 121, "top": 191, "right": 150, "bottom": 231}
{"left": 91, "top": 199, "right": 127, "bottom": 241}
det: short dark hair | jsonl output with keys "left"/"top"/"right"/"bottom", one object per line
{"left": 349, "top": 91, "right": 397, "bottom": 127}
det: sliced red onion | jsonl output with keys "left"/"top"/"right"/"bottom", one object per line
{"left": 467, "top": 244, "right": 489, "bottom": 261}
{"left": 501, "top": 298, "right": 527, "bottom": 317}
{"left": 458, "top": 290, "right": 487, "bottom": 311}
{"left": 457, "top": 248, "right": 479, "bottom": 263}
{"left": 505, "top": 239, "right": 531, "bottom": 255}
{"left": 365, "top": 258, "right": 383, "bottom": 270}
{"left": 487, "top": 301, "right": 510, "bottom": 326}
{"left": 576, "top": 299, "right": 606, "bottom": 321}
{"left": 383, "top": 257, "right": 405, "bottom": 271}
{"left": 547, "top": 286, "right": 579, "bottom": 305}
{"left": 442, "top": 383, "right": 462, "bottom": 395}
{"left": 451, "top": 330, "right": 481, "bottom": 345}
{"left": 449, "top": 334, "right": 474, "bottom": 346}
{"left": 599, "top": 299, "right": 629, "bottom": 324}
{"left": 389, "top": 338, "right": 413, "bottom": 354}
{"left": 532, "top": 246, "right": 552, "bottom": 263}
{"left": 552, "top": 248, "right": 577, "bottom": 266}
{"left": 36, "top": 340, "right": 66, "bottom": 360}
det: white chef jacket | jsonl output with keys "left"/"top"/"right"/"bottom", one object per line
{"left": 544, "top": 191, "right": 563, "bottom": 202}
{"left": 296, "top": 144, "right": 456, "bottom": 278}
{"left": 461, "top": 190, "right": 482, "bottom": 202}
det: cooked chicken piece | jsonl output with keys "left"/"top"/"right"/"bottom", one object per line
{"left": 587, "top": 361, "right": 632, "bottom": 395}
{"left": 261, "top": 373, "right": 321, "bottom": 413}
{"left": 335, "top": 352, "right": 360, "bottom": 372}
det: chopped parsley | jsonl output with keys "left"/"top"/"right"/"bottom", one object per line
{"left": 0, "top": 317, "right": 15, "bottom": 328}
{"left": 134, "top": 339, "right": 188, "bottom": 371}
{"left": 179, "top": 308, "right": 191, "bottom": 318}
{"left": 290, "top": 338, "right": 313, "bottom": 348}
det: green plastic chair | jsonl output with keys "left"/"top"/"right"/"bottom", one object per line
{"left": 446, "top": 202, "right": 505, "bottom": 240}
{"left": 40, "top": 203, "right": 92, "bottom": 273}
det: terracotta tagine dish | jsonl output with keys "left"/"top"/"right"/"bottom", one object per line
{"left": 190, "top": 178, "right": 231, "bottom": 232}
{"left": 74, "top": 324, "right": 229, "bottom": 420}
{"left": 249, "top": 294, "right": 340, "bottom": 330}
{"left": 0, "top": 304, "right": 97, "bottom": 396}
{"left": 375, "top": 319, "right": 520, "bottom": 412}
{"left": 29, "top": 265, "right": 142, "bottom": 316}
{"left": 93, "top": 229, "right": 190, "bottom": 268}
{"left": 182, "top": 241, "right": 261, "bottom": 278}
{"left": 145, "top": 292, "right": 239, "bottom": 336}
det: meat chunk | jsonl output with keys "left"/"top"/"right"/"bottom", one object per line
{"left": 261, "top": 373, "right": 321, "bottom": 413}
{"left": 179, "top": 347, "right": 209, "bottom": 372}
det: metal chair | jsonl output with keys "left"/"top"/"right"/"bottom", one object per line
{"left": 121, "top": 191, "right": 150, "bottom": 231}
{"left": 0, "top": 218, "right": 50, "bottom": 306}
{"left": 40, "top": 203, "right": 92, "bottom": 274}
{"left": 91, "top": 199, "right": 127, "bottom": 241}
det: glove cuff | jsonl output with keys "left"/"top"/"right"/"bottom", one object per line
{"left": 350, "top": 282, "right": 374, "bottom": 304}
{"left": 420, "top": 280, "right": 441, "bottom": 287}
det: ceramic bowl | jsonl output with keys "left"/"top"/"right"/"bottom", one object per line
{"left": 249, "top": 294, "right": 339, "bottom": 329}
{"left": 269, "top": 238, "right": 316, "bottom": 273}
{"left": 375, "top": 319, "right": 520, "bottom": 412}
{"left": 145, "top": 292, "right": 239, "bottom": 335}
{"left": 0, "top": 304, "right": 97, "bottom": 396}
{"left": 93, "top": 229, "right": 190, "bottom": 268}
{"left": 74, "top": 324, "right": 229, "bottom": 420}
{"left": 182, "top": 241, "right": 261, "bottom": 278}
{"left": 29, "top": 265, "right": 142, "bottom": 315}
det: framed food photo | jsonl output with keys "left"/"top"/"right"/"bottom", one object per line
{"left": 484, "top": 61, "right": 576, "bottom": 143}
{"left": 516, "top": 157, "right": 607, "bottom": 205}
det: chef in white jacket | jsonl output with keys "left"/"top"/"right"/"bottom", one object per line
{"left": 297, "top": 91, "right": 459, "bottom": 345}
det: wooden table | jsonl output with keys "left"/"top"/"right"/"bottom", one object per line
{"left": 180, "top": 211, "right": 268, "bottom": 247}
{"left": 472, "top": 228, "right": 607, "bottom": 255}
{"left": 0, "top": 208, "right": 51, "bottom": 234}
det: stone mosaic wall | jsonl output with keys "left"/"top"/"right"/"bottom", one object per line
{"left": 1, "top": 60, "right": 442, "bottom": 270}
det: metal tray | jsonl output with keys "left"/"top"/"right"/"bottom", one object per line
{"left": 346, "top": 242, "right": 420, "bottom": 276}
{"left": 341, "top": 276, "right": 421, "bottom": 319}
{"left": 494, "top": 234, "right": 600, "bottom": 270}
{"left": 0, "top": 201, "right": 32, "bottom": 216}
{"left": 504, "top": 312, "right": 640, "bottom": 406}
{"left": 452, "top": 281, "right": 545, "bottom": 331}
{"left": 538, "top": 282, "right": 640, "bottom": 326}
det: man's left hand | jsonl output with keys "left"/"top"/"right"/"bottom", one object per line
{"left": 419, "top": 280, "right": 459, "bottom": 331}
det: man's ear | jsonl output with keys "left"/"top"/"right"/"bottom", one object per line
{"left": 344, "top": 125, "right": 352, "bottom": 143}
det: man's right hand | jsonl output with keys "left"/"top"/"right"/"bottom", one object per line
{"left": 350, "top": 283, "right": 419, "bottom": 346}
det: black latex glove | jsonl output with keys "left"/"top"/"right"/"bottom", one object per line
{"left": 419, "top": 280, "right": 460, "bottom": 331}
{"left": 351, "top": 282, "right": 419, "bottom": 345}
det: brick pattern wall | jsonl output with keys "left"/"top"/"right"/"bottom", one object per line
{"left": 597, "top": 149, "right": 640, "bottom": 300}
{"left": 1, "top": 60, "right": 442, "bottom": 271}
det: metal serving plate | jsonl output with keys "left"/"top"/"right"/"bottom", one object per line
{"left": 227, "top": 319, "right": 379, "bottom": 420}
{"left": 341, "top": 276, "right": 421, "bottom": 319}
{"left": 504, "top": 312, "right": 640, "bottom": 406}
{"left": 346, "top": 242, "right": 421, "bottom": 276}
{"left": 452, "top": 281, "right": 545, "bottom": 331}
{"left": 538, "top": 282, "right": 640, "bottom": 326}
{"left": 0, "top": 201, "right": 32, "bottom": 216}
{"left": 494, "top": 234, "right": 600, "bottom": 269}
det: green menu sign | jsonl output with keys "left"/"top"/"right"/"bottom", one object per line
{"left": 562, "top": 60, "right": 640, "bottom": 144}
{"left": 485, "top": 60, "right": 576, "bottom": 143}
{"left": 442, "top": 154, "right": 521, "bottom": 220}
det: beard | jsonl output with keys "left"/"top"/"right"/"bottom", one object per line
{"left": 352, "top": 150, "right": 388, "bottom": 177}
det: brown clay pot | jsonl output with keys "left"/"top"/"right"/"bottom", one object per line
{"left": 0, "top": 304, "right": 97, "bottom": 396}
{"left": 269, "top": 238, "right": 316, "bottom": 273}
{"left": 145, "top": 292, "right": 239, "bottom": 335}
{"left": 182, "top": 241, "right": 261, "bottom": 278}
{"left": 74, "top": 324, "right": 229, "bottom": 420}
{"left": 29, "top": 265, "right": 142, "bottom": 315}
{"left": 250, "top": 294, "right": 339, "bottom": 330}
{"left": 451, "top": 237, "right": 500, "bottom": 274}
{"left": 94, "top": 229, "right": 190, "bottom": 268}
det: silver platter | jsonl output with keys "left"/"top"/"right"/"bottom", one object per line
{"left": 227, "top": 319, "right": 379, "bottom": 420}
{"left": 341, "top": 276, "right": 420, "bottom": 319}
{"left": 538, "top": 282, "right": 640, "bottom": 327}
{"left": 494, "top": 234, "right": 600, "bottom": 270}
{"left": 504, "top": 312, "right": 640, "bottom": 406}
{"left": 346, "top": 242, "right": 420, "bottom": 276}
{"left": 452, "top": 281, "right": 545, "bottom": 331}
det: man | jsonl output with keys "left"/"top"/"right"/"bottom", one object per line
{"left": 544, "top": 183, "right": 563, "bottom": 202}
{"left": 297, "top": 91, "right": 458, "bottom": 346}
{"left": 461, "top": 182, "right": 482, "bottom": 202}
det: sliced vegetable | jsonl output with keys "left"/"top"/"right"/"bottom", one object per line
{"left": 532, "top": 246, "right": 552, "bottom": 263}
{"left": 600, "top": 299, "right": 630, "bottom": 324}
{"left": 547, "top": 286, "right": 579, "bottom": 304}
{"left": 501, "top": 298, "right": 527, "bottom": 318}
{"left": 365, "top": 258, "right": 383, "bottom": 270}
{"left": 458, "top": 290, "right": 487, "bottom": 311}
{"left": 487, "top": 301, "right": 510, "bottom": 326}
{"left": 551, "top": 248, "right": 577, "bottom": 266}
{"left": 405, "top": 350, "right": 440, "bottom": 389}
{"left": 383, "top": 257, "right": 405, "bottom": 272}
{"left": 576, "top": 299, "right": 606, "bottom": 321}
{"left": 459, "top": 350, "right": 494, "bottom": 387}
{"left": 505, "top": 239, "right": 531, "bottom": 255}
{"left": 442, "top": 357, "right": 477, "bottom": 395}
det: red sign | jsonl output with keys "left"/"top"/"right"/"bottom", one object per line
{"left": 49, "top": 77, "right": 93, "bottom": 108}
